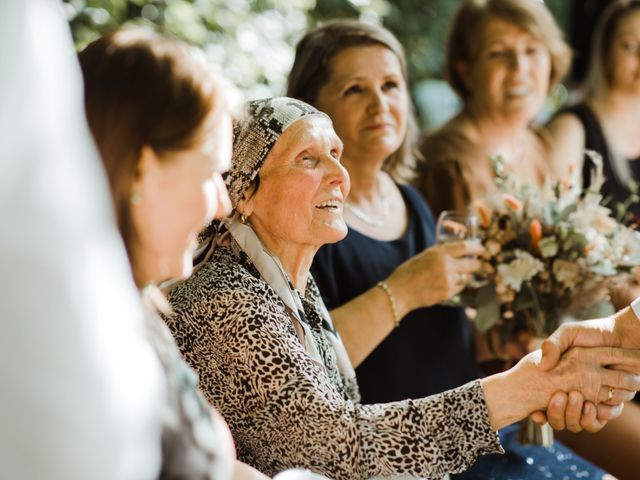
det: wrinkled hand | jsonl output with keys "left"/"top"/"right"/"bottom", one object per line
{"left": 387, "top": 241, "right": 485, "bottom": 312}
{"left": 534, "top": 306, "right": 640, "bottom": 433}
{"left": 507, "top": 347, "right": 640, "bottom": 425}
{"left": 539, "top": 307, "right": 640, "bottom": 372}
{"left": 549, "top": 346, "right": 640, "bottom": 403}
{"left": 530, "top": 391, "right": 625, "bottom": 433}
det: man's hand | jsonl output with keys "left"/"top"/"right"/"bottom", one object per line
{"left": 539, "top": 306, "right": 640, "bottom": 372}
{"left": 533, "top": 303, "right": 640, "bottom": 434}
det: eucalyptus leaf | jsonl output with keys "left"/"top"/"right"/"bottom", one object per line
{"left": 569, "top": 232, "right": 588, "bottom": 249}
{"left": 538, "top": 237, "right": 558, "bottom": 258}
{"left": 513, "top": 289, "right": 535, "bottom": 311}
{"left": 474, "top": 285, "right": 500, "bottom": 333}
{"left": 556, "top": 203, "right": 577, "bottom": 221}
{"left": 592, "top": 263, "right": 617, "bottom": 276}
{"left": 543, "top": 202, "right": 554, "bottom": 225}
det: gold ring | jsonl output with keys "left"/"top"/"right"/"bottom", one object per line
{"left": 460, "top": 272, "right": 468, "bottom": 283}
{"left": 608, "top": 387, "right": 614, "bottom": 402}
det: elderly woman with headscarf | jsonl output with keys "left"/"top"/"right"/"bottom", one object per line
{"left": 165, "top": 97, "right": 640, "bottom": 480}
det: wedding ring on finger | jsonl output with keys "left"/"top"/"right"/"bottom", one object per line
{"left": 459, "top": 272, "right": 469, "bottom": 284}
{"left": 608, "top": 387, "right": 615, "bottom": 402}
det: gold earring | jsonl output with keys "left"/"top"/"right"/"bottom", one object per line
{"left": 240, "top": 213, "right": 247, "bottom": 224}
{"left": 131, "top": 192, "right": 142, "bottom": 205}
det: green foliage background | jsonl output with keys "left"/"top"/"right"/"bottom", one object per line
{"left": 64, "top": 0, "right": 570, "bottom": 121}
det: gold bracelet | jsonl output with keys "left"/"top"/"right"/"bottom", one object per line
{"left": 377, "top": 281, "right": 400, "bottom": 328}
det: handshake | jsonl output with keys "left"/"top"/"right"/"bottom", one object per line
{"left": 481, "top": 301, "right": 640, "bottom": 432}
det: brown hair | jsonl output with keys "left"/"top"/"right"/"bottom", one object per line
{"left": 446, "top": 0, "right": 571, "bottom": 100}
{"left": 584, "top": 0, "right": 640, "bottom": 97}
{"left": 79, "top": 28, "right": 224, "bottom": 263}
{"left": 286, "top": 19, "right": 420, "bottom": 183}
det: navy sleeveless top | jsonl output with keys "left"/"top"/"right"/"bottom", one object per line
{"left": 311, "top": 184, "right": 481, "bottom": 403}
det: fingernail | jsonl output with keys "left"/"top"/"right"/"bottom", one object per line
{"left": 553, "top": 396, "right": 564, "bottom": 407}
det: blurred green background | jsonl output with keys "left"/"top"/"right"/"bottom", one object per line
{"left": 62, "top": 0, "right": 591, "bottom": 129}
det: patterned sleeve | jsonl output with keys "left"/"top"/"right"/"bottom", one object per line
{"left": 167, "top": 267, "right": 502, "bottom": 480}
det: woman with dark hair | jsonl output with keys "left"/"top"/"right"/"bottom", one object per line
{"left": 548, "top": 0, "right": 640, "bottom": 223}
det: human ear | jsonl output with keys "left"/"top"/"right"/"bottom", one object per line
{"left": 236, "top": 180, "right": 258, "bottom": 217}
{"left": 130, "top": 145, "right": 161, "bottom": 205}
{"left": 134, "top": 145, "right": 162, "bottom": 185}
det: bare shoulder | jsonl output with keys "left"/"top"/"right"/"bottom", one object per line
{"left": 544, "top": 111, "right": 587, "bottom": 180}
{"left": 546, "top": 111, "right": 585, "bottom": 144}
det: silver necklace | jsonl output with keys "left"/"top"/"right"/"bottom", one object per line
{"left": 344, "top": 178, "right": 390, "bottom": 227}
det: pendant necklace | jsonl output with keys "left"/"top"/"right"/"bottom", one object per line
{"left": 344, "top": 177, "right": 389, "bottom": 227}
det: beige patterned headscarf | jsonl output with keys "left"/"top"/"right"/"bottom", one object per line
{"left": 226, "top": 96, "right": 329, "bottom": 206}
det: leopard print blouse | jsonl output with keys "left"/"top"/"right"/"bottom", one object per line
{"left": 165, "top": 243, "right": 502, "bottom": 479}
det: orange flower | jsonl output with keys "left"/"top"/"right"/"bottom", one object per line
{"left": 502, "top": 193, "right": 523, "bottom": 212}
{"left": 474, "top": 200, "right": 491, "bottom": 228}
{"left": 529, "top": 219, "right": 542, "bottom": 250}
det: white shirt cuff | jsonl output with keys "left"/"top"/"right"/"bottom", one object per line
{"left": 630, "top": 297, "right": 640, "bottom": 320}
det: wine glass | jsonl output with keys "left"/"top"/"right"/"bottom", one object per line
{"left": 436, "top": 210, "right": 479, "bottom": 244}
{"left": 435, "top": 210, "right": 481, "bottom": 304}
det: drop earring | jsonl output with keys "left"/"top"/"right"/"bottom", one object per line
{"left": 240, "top": 213, "right": 247, "bottom": 224}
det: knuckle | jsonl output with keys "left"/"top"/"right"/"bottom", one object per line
{"left": 567, "top": 423, "right": 582, "bottom": 433}
{"left": 613, "top": 371, "right": 628, "bottom": 389}
{"left": 549, "top": 419, "right": 565, "bottom": 430}
{"left": 610, "top": 346, "right": 623, "bottom": 362}
{"left": 583, "top": 423, "right": 600, "bottom": 433}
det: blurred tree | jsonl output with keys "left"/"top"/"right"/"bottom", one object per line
{"left": 312, "top": 0, "right": 570, "bottom": 86}
{"left": 64, "top": 0, "right": 315, "bottom": 97}
{"left": 64, "top": 0, "right": 573, "bottom": 122}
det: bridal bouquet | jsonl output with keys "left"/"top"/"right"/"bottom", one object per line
{"left": 463, "top": 153, "right": 640, "bottom": 445}
{"left": 469, "top": 153, "right": 640, "bottom": 338}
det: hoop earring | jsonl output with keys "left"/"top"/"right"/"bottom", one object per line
{"left": 131, "top": 192, "right": 142, "bottom": 205}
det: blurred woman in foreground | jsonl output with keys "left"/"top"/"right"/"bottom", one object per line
{"left": 80, "top": 28, "right": 272, "bottom": 480}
